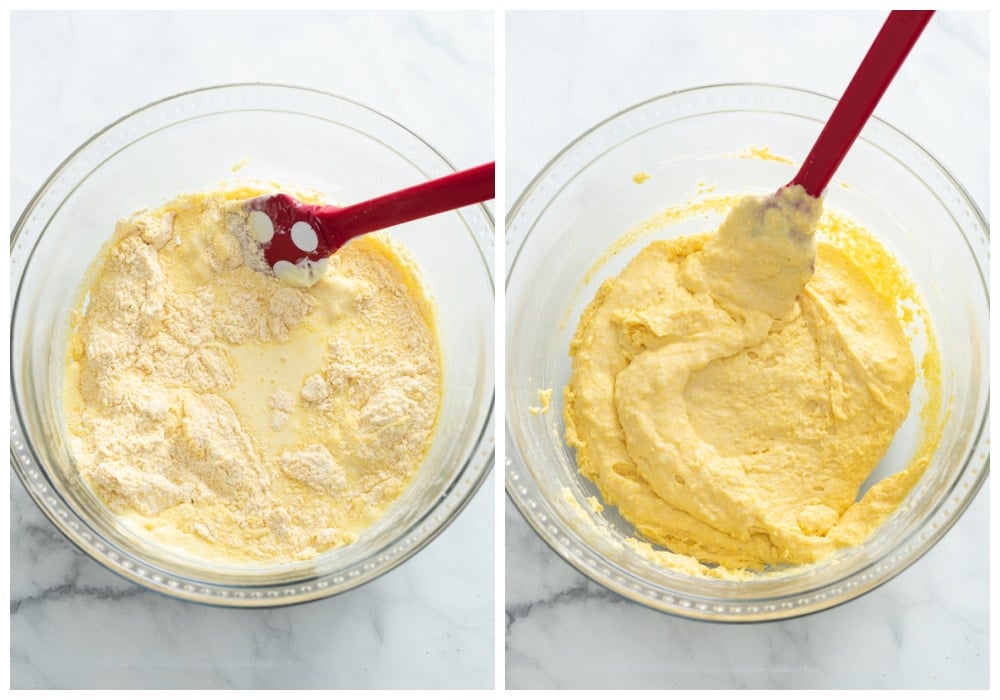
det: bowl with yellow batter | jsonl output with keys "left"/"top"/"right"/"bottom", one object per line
{"left": 506, "top": 83, "right": 988, "bottom": 620}
{"left": 11, "top": 84, "right": 494, "bottom": 606}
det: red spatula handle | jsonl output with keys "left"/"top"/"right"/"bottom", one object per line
{"left": 319, "top": 161, "right": 495, "bottom": 248}
{"left": 789, "top": 10, "right": 933, "bottom": 197}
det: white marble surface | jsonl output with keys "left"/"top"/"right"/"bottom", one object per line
{"left": 10, "top": 11, "right": 494, "bottom": 690}
{"left": 505, "top": 11, "right": 988, "bottom": 689}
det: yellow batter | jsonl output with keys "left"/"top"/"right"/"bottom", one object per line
{"left": 64, "top": 188, "right": 441, "bottom": 564}
{"left": 564, "top": 185, "right": 922, "bottom": 573}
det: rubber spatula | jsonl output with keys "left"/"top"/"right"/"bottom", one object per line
{"left": 246, "top": 161, "right": 494, "bottom": 286}
{"left": 785, "top": 10, "right": 934, "bottom": 198}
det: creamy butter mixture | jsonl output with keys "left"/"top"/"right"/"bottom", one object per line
{"left": 564, "top": 185, "right": 927, "bottom": 574}
{"left": 65, "top": 189, "right": 441, "bottom": 564}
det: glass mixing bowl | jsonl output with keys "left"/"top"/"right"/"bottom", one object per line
{"left": 10, "top": 83, "right": 494, "bottom": 606}
{"left": 505, "top": 83, "right": 988, "bottom": 621}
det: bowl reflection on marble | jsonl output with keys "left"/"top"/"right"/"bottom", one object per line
{"left": 10, "top": 83, "right": 495, "bottom": 607}
{"left": 505, "top": 83, "right": 988, "bottom": 621}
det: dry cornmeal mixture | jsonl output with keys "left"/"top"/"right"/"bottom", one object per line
{"left": 564, "top": 186, "right": 940, "bottom": 578}
{"left": 64, "top": 188, "right": 441, "bottom": 564}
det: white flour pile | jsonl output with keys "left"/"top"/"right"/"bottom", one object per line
{"left": 64, "top": 189, "right": 441, "bottom": 564}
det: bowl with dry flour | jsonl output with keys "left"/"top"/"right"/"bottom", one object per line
{"left": 10, "top": 84, "right": 494, "bottom": 606}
